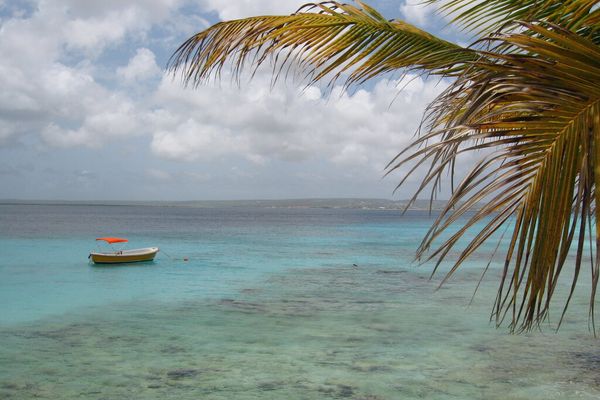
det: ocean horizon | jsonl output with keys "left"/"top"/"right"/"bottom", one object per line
{"left": 1, "top": 202, "right": 598, "bottom": 399}
{"left": 0, "top": 198, "right": 459, "bottom": 210}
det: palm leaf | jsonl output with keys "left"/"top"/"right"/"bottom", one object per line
{"left": 387, "top": 22, "right": 600, "bottom": 332}
{"left": 428, "top": 0, "right": 600, "bottom": 34}
{"left": 168, "top": 1, "right": 476, "bottom": 88}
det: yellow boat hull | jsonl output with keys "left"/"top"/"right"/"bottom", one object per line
{"left": 89, "top": 247, "right": 159, "bottom": 264}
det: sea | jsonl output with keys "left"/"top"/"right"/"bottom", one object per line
{"left": 0, "top": 201, "right": 598, "bottom": 399}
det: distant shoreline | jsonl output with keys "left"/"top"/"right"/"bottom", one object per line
{"left": 0, "top": 198, "right": 459, "bottom": 211}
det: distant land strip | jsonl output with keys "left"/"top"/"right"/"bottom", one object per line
{"left": 0, "top": 198, "right": 482, "bottom": 211}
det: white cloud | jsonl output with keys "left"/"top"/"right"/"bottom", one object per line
{"left": 400, "top": 0, "right": 432, "bottom": 27}
{"left": 150, "top": 119, "right": 248, "bottom": 161}
{"left": 57, "top": 0, "right": 182, "bottom": 18}
{"left": 40, "top": 91, "right": 141, "bottom": 148}
{"left": 117, "top": 48, "right": 161, "bottom": 83}
{"left": 41, "top": 124, "right": 89, "bottom": 148}
{"left": 0, "top": 57, "right": 143, "bottom": 148}
{"left": 399, "top": 0, "right": 486, "bottom": 35}
{"left": 63, "top": 7, "right": 144, "bottom": 55}
{"left": 0, "top": 0, "right": 444, "bottom": 157}
{"left": 199, "top": 0, "right": 303, "bottom": 20}
{"left": 148, "top": 71, "right": 446, "bottom": 169}
{"left": 0, "top": 0, "right": 455, "bottom": 199}
{"left": 0, "top": 0, "right": 185, "bottom": 146}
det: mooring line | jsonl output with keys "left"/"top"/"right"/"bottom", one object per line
{"left": 159, "top": 248, "right": 189, "bottom": 262}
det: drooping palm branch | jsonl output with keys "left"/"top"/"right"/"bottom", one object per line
{"left": 168, "top": 1, "right": 477, "bottom": 88}
{"left": 388, "top": 22, "right": 600, "bottom": 331}
{"left": 431, "top": 0, "right": 600, "bottom": 33}
{"left": 170, "top": 1, "right": 600, "bottom": 332}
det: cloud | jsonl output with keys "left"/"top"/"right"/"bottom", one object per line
{"left": 117, "top": 48, "right": 161, "bottom": 83}
{"left": 40, "top": 94, "right": 141, "bottom": 148}
{"left": 57, "top": 0, "right": 182, "bottom": 19}
{"left": 148, "top": 70, "right": 446, "bottom": 170}
{"left": 0, "top": 0, "right": 445, "bottom": 157}
{"left": 150, "top": 119, "right": 248, "bottom": 162}
{"left": 399, "top": 0, "right": 488, "bottom": 37}
{"left": 146, "top": 168, "right": 173, "bottom": 181}
{"left": 400, "top": 0, "right": 430, "bottom": 26}
{"left": 0, "top": 121, "right": 20, "bottom": 145}
{"left": 199, "top": 0, "right": 303, "bottom": 20}
{"left": 0, "top": 0, "right": 185, "bottom": 147}
{"left": 3, "top": 59, "right": 143, "bottom": 148}
{"left": 146, "top": 168, "right": 211, "bottom": 183}
{"left": 63, "top": 7, "right": 146, "bottom": 55}
{"left": 0, "top": 0, "right": 457, "bottom": 199}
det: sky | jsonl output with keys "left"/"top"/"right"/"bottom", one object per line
{"left": 0, "top": 0, "right": 469, "bottom": 201}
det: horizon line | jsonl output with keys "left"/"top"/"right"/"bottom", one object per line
{"left": 0, "top": 197, "right": 450, "bottom": 205}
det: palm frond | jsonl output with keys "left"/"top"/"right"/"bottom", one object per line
{"left": 427, "top": 0, "right": 600, "bottom": 34}
{"left": 387, "top": 22, "right": 600, "bottom": 332}
{"left": 168, "top": 1, "right": 476, "bottom": 88}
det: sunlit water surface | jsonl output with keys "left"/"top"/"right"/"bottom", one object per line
{"left": 0, "top": 204, "right": 598, "bottom": 399}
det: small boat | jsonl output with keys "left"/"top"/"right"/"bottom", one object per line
{"left": 89, "top": 237, "right": 159, "bottom": 264}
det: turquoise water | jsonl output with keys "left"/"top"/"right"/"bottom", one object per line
{"left": 0, "top": 203, "right": 598, "bottom": 399}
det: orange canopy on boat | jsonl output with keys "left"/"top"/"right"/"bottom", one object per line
{"left": 96, "top": 237, "right": 128, "bottom": 244}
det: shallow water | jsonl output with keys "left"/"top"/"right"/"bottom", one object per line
{"left": 0, "top": 204, "right": 598, "bottom": 399}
